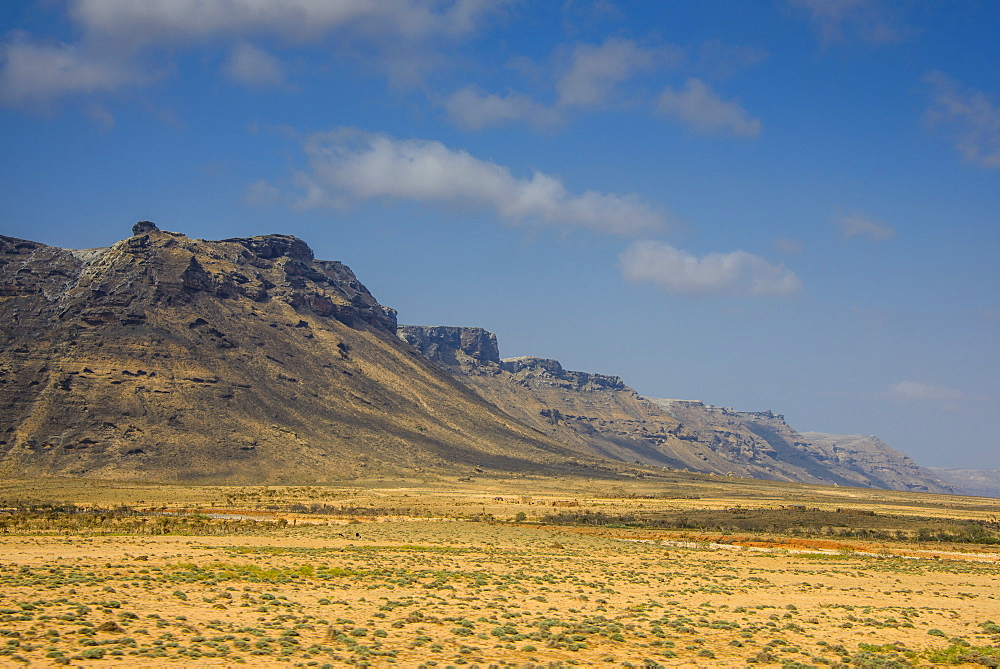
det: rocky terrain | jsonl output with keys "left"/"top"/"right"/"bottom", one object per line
{"left": 398, "top": 326, "right": 953, "bottom": 493}
{"left": 794, "top": 432, "right": 956, "bottom": 493}
{"left": 0, "top": 222, "right": 959, "bottom": 492}
{"left": 0, "top": 223, "right": 600, "bottom": 483}
{"left": 927, "top": 468, "right": 1000, "bottom": 498}
{"left": 399, "top": 325, "right": 698, "bottom": 468}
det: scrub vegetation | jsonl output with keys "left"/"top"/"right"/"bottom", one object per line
{"left": 0, "top": 475, "right": 997, "bottom": 667}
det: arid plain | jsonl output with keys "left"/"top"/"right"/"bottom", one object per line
{"left": 1, "top": 474, "right": 999, "bottom": 668}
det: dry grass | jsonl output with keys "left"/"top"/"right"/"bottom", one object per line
{"left": 0, "top": 476, "right": 998, "bottom": 667}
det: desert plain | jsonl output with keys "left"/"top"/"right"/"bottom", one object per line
{"left": 1, "top": 473, "right": 999, "bottom": 668}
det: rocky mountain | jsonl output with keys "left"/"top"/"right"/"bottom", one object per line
{"left": 0, "top": 222, "right": 958, "bottom": 492}
{"left": 0, "top": 223, "right": 602, "bottom": 483}
{"left": 795, "top": 432, "right": 955, "bottom": 493}
{"left": 398, "top": 325, "right": 698, "bottom": 468}
{"left": 926, "top": 468, "right": 1000, "bottom": 498}
{"left": 399, "top": 325, "right": 953, "bottom": 493}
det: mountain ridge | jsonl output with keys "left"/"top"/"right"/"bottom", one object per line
{"left": 0, "top": 223, "right": 608, "bottom": 483}
{"left": 926, "top": 468, "right": 1000, "bottom": 498}
{"left": 0, "top": 222, "right": 963, "bottom": 493}
{"left": 397, "top": 324, "right": 953, "bottom": 493}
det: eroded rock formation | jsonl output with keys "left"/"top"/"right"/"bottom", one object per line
{"left": 0, "top": 224, "right": 594, "bottom": 482}
{"left": 0, "top": 222, "right": 956, "bottom": 492}
{"left": 399, "top": 325, "right": 953, "bottom": 493}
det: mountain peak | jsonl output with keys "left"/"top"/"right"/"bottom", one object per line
{"left": 0, "top": 227, "right": 587, "bottom": 482}
{"left": 131, "top": 220, "right": 160, "bottom": 235}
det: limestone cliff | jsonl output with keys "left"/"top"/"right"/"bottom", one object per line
{"left": 400, "top": 325, "right": 713, "bottom": 468}
{"left": 926, "top": 468, "right": 1000, "bottom": 498}
{"left": 399, "top": 325, "right": 953, "bottom": 493}
{"left": 793, "top": 432, "right": 953, "bottom": 493}
{"left": 653, "top": 403, "right": 951, "bottom": 493}
{"left": 0, "top": 224, "right": 595, "bottom": 483}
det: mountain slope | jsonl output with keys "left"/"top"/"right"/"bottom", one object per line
{"left": 794, "top": 432, "right": 953, "bottom": 493}
{"left": 0, "top": 222, "right": 958, "bottom": 492}
{"left": 399, "top": 325, "right": 953, "bottom": 493}
{"left": 398, "top": 325, "right": 698, "bottom": 468}
{"left": 0, "top": 223, "right": 594, "bottom": 483}
{"left": 923, "top": 468, "right": 1000, "bottom": 498}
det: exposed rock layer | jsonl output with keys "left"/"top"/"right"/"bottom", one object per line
{"left": 398, "top": 325, "right": 953, "bottom": 493}
{"left": 793, "top": 432, "right": 953, "bottom": 493}
{"left": 1, "top": 223, "right": 957, "bottom": 492}
{"left": 923, "top": 468, "right": 1000, "bottom": 498}
{"left": 0, "top": 225, "right": 597, "bottom": 483}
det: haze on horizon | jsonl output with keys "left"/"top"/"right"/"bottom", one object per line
{"left": 1, "top": 0, "right": 997, "bottom": 469}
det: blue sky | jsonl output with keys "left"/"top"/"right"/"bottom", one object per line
{"left": 1, "top": 1, "right": 998, "bottom": 469}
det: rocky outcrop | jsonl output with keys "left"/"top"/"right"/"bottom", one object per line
{"left": 0, "top": 224, "right": 600, "bottom": 483}
{"left": 1, "top": 222, "right": 397, "bottom": 335}
{"left": 397, "top": 325, "right": 500, "bottom": 372}
{"left": 926, "top": 468, "right": 1000, "bottom": 498}
{"left": 397, "top": 327, "right": 629, "bottom": 392}
{"left": 399, "top": 325, "right": 703, "bottom": 468}
{"left": 652, "top": 401, "right": 951, "bottom": 493}
{"left": 794, "top": 432, "right": 952, "bottom": 493}
{"left": 500, "top": 357, "right": 626, "bottom": 392}
{"left": 399, "top": 325, "right": 953, "bottom": 493}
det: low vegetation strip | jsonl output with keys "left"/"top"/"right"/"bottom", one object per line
{"left": 539, "top": 508, "right": 1000, "bottom": 544}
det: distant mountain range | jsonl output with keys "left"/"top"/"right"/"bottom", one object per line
{"left": 0, "top": 222, "right": 988, "bottom": 495}
{"left": 398, "top": 325, "right": 953, "bottom": 494}
{"left": 925, "top": 468, "right": 1000, "bottom": 498}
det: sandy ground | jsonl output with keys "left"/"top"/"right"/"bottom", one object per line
{"left": 1, "top": 517, "right": 999, "bottom": 667}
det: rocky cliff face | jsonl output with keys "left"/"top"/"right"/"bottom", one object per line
{"left": 0, "top": 223, "right": 595, "bottom": 483}
{"left": 397, "top": 325, "right": 500, "bottom": 373}
{"left": 652, "top": 401, "right": 951, "bottom": 493}
{"left": 399, "top": 325, "right": 702, "bottom": 468}
{"left": 1, "top": 223, "right": 957, "bottom": 491}
{"left": 3, "top": 222, "right": 397, "bottom": 335}
{"left": 795, "top": 432, "right": 952, "bottom": 493}
{"left": 926, "top": 468, "right": 1000, "bottom": 498}
{"left": 399, "top": 325, "right": 953, "bottom": 493}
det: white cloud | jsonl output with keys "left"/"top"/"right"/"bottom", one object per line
{"left": 442, "top": 38, "right": 768, "bottom": 135}
{"left": 788, "top": 0, "right": 906, "bottom": 45}
{"left": 69, "top": 0, "right": 508, "bottom": 88}
{"left": 291, "top": 127, "right": 666, "bottom": 235}
{"left": 0, "top": 31, "right": 148, "bottom": 108}
{"left": 925, "top": 71, "right": 1000, "bottom": 169}
{"left": 887, "top": 381, "right": 965, "bottom": 402}
{"left": 656, "top": 78, "right": 761, "bottom": 138}
{"left": 70, "top": 0, "right": 499, "bottom": 46}
{"left": 444, "top": 85, "right": 562, "bottom": 131}
{"left": 85, "top": 101, "right": 116, "bottom": 131}
{"left": 2, "top": 0, "right": 506, "bottom": 106}
{"left": 443, "top": 37, "right": 678, "bottom": 131}
{"left": 619, "top": 240, "right": 802, "bottom": 297}
{"left": 839, "top": 213, "right": 895, "bottom": 242}
{"left": 556, "top": 37, "right": 675, "bottom": 107}
{"left": 224, "top": 42, "right": 286, "bottom": 88}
